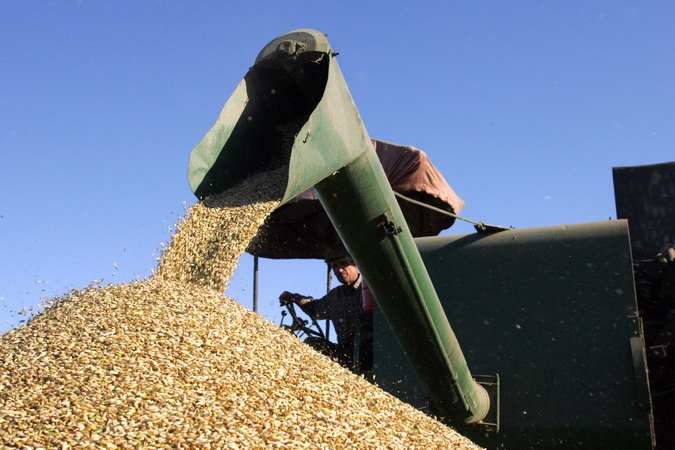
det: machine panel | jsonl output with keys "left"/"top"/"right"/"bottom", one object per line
{"left": 373, "top": 220, "right": 653, "bottom": 449}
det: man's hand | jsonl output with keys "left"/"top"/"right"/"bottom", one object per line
{"left": 279, "top": 291, "right": 303, "bottom": 306}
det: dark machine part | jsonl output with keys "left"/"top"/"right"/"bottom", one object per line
{"left": 279, "top": 301, "right": 327, "bottom": 342}
{"left": 614, "top": 161, "right": 675, "bottom": 450}
{"left": 373, "top": 221, "right": 653, "bottom": 449}
{"left": 613, "top": 162, "right": 675, "bottom": 262}
{"left": 279, "top": 300, "right": 374, "bottom": 372}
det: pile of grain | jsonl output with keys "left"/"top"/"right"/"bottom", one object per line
{"left": 0, "top": 168, "right": 482, "bottom": 449}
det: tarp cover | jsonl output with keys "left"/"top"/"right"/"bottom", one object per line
{"left": 248, "top": 139, "right": 465, "bottom": 260}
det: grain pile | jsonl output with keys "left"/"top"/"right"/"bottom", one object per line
{"left": 0, "top": 168, "right": 483, "bottom": 449}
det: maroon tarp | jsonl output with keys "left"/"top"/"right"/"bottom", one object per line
{"left": 248, "top": 139, "right": 464, "bottom": 259}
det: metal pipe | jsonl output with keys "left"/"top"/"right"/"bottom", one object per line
{"left": 314, "top": 150, "right": 489, "bottom": 423}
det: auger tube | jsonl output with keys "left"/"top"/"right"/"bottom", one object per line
{"left": 187, "top": 28, "right": 490, "bottom": 425}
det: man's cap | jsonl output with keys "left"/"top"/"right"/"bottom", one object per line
{"left": 326, "top": 245, "right": 352, "bottom": 262}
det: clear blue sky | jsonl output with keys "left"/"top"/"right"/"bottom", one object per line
{"left": 1, "top": 1, "right": 673, "bottom": 334}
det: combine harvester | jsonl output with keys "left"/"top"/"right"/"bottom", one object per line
{"left": 187, "top": 29, "right": 675, "bottom": 449}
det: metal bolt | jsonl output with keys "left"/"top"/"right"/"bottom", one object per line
{"left": 277, "top": 40, "right": 305, "bottom": 59}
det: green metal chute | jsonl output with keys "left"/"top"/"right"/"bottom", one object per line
{"left": 188, "top": 29, "right": 365, "bottom": 205}
{"left": 187, "top": 28, "right": 490, "bottom": 425}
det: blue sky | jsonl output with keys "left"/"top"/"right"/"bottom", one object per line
{"left": 1, "top": 1, "right": 673, "bottom": 334}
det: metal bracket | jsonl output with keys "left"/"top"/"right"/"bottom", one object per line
{"left": 627, "top": 315, "right": 651, "bottom": 413}
{"left": 377, "top": 213, "right": 403, "bottom": 236}
{"left": 473, "top": 374, "right": 501, "bottom": 433}
{"left": 384, "top": 221, "right": 402, "bottom": 236}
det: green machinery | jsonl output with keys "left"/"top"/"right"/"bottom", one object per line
{"left": 188, "top": 29, "right": 663, "bottom": 449}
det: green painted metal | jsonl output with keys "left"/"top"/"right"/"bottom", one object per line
{"left": 187, "top": 29, "right": 368, "bottom": 205}
{"left": 186, "top": 28, "right": 490, "bottom": 425}
{"left": 373, "top": 220, "right": 654, "bottom": 448}
{"left": 315, "top": 151, "right": 490, "bottom": 424}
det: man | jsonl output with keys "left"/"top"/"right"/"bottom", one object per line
{"left": 279, "top": 246, "right": 372, "bottom": 369}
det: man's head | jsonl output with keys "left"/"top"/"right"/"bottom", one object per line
{"left": 327, "top": 246, "right": 359, "bottom": 286}
{"left": 330, "top": 256, "right": 359, "bottom": 286}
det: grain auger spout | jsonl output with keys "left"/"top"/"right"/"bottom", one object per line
{"left": 187, "top": 29, "right": 490, "bottom": 425}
